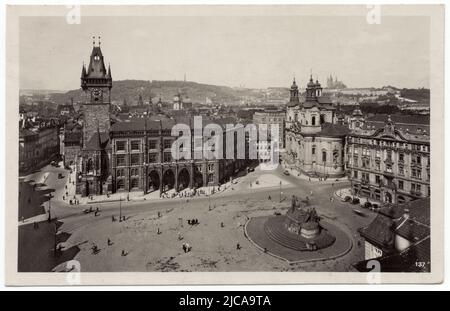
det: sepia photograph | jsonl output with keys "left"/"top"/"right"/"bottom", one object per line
{"left": 4, "top": 4, "right": 445, "bottom": 285}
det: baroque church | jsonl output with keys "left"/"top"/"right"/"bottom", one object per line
{"left": 285, "top": 76, "right": 349, "bottom": 177}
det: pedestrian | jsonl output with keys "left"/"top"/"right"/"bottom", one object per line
{"left": 21, "top": 216, "right": 25, "bottom": 223}
{"left": 62, "top": 195, "right": 65, "bottom": 201}
{"left": 121, "top": 250, "right": 127, "bottom": 256}
{"left": 220, "top": 222, "right": 224, "bottom": 228}
{"left": 236, "top": 243, "right": 241, "bottom": 250}
{"left": 182, "top": 243, "right": 187, "bottom": 253}
{"left": 157, "top": 227, "right": 161, "bottom": 235}
{"left": 264, "top": 247, "right": 268, "bottom": 253}
{"left": 112, "top": 215, "right": 116, "bottom": 222}
{"left": 268, "top": 195, "right": 272, "bottom": 201}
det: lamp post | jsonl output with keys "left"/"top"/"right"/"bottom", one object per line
{"left": 47, "top": 197, "right": 52, "bottom": 222}
{"left": 53, "top": 222, "right": 58, "bottom": 257}
{"left": 279, "top": 180, "right": 282, "bottom": 202}
{"left": 119, "top": 196, "right": 122, "bottom": 222}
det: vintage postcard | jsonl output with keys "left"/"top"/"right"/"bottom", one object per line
{"left": 4, "top": 4, "right": 444, "bottom": 285}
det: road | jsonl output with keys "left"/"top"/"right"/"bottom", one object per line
{"left": 31, "top": 163, "right": 373, "bottom": 237}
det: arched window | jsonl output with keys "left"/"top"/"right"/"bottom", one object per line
{"left": 333, "top": 150, "right": 339, "bottom": 163}
{"left": 86, "top": 158, "right": 94, "bottom": 173}
{"left": 117, "top": 179, "right": 125, "bottom": 190}
{"left": 294, "top": 113, "right": 298, "bottom": 122}
{"left": 322, "top": 150, "right": 327, "bottom": 163}
{"left": 320, "top": 114, "right": 325, "bottom": 124}
{"left": 131, "top": 178, "right": 139, "bottom": 189}
{"left": 312, "top": 116, "right": 316, "bottom": 126}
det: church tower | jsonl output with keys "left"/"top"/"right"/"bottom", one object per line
{"left": 81, "top": 36, "right": 112, "bottom": 148}
{"left": 289, "top": 78, "right": 299, "bottom": 103}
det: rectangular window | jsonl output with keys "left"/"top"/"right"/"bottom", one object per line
{"left": 398, "top": 180, "right": 404, "bottom": 190}
{"left": 412, "top": 154, "right": 421, "bottom": 165}
{"left": 375, "top": 161, "right": 380, "bottom": 171}
{"left": 375, "top": 175, "right": 381, "bottom": 184}
{"left": 411, "top": 183, "right": 421, "bottom": 193}
{"left": 353, "top": 170, "right": 358, "bottom": 178}
{"left": 116, "top": 141, "right": 126, "bottom": 152}
{"left": 130, "top": 153, "right": 140, "bottom": 166}
{"left": 399, "top": 153, "right": 404, "bottom": 162}
{"left": 398, "top": 165, "right": 404, "bottom": 176}
{"left": 362, "top": 158, "right": 370, "bottom": 169}
{"left": 131, "top": 168, "right": 139, "bottom": 176}
{"left": 412, "top": 168, "right": 422, "bottom": 179}
{"left": 208, "top": 173, "right": 214, "bottom": 182}
{"left": 163, "top": 152, "right": 172, "bottom": 162}
{"left": 386, "top": 150, "right": 392, "bottom": 162}
{"left": 148, "top": 140, "right": 157, "bottom": 150}
{"left": 148, "top": 153, "right": 158, "bottom": 163}
{"left": 116, "top": 154, "right": 126, "bottom": 166}
{"left": 131, "top": 140, "right": 140, "bottom": 151}
{"left": 312, "top": 146, "right": 316, "bottom": 155}
{"left": 353, "top": 155, "right": 359, "bottom": 167}
{"left": 164, "top": 139, "right": 173, "bottom": 149}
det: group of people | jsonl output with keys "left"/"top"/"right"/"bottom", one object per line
{"left": 187, "top": 219, "right": 199, "bottom": 226}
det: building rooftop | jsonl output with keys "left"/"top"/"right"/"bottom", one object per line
{"left": 353, "top": 236, "right": 430, "bottom": 272}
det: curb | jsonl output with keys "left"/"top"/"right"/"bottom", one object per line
{"left": 244, "top": 217, "right": 354, "bottom": 265}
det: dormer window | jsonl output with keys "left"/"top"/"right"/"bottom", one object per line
{"left": 94, "top": 55, "right": 100, "bottom": 61}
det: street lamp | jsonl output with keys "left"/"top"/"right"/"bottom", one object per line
{"left": 279, "top": 180, "right": 282, "bottom": 202}
{"left": 48, "top": 197, "right": 52, "bottom": 222}
{"left": 53, "top": 222, "right": 58, "bottom": 257}
{"left": 119, "top": 196, "right": 122, "bottom": 222}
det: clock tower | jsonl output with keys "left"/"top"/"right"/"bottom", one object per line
{"left": 77, "top": 37, "right": 113, "bottom": 197}
{"left": 81, "top": 36, "right": 112, "bottom": 148}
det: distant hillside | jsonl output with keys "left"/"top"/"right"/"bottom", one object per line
{"left": 48, "top": 80, "right": 261, "bottom": 106}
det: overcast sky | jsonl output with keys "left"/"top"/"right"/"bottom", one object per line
{"left": 19, "top": 14, "right": 430, "bottom": 90}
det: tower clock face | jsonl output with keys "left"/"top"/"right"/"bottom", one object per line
{"left": 92, "top": 88, "right": 102, "bottom": 102}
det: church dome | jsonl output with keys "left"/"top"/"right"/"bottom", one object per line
{"left": 291, "top": 78, "right": 298, "bottom": 89}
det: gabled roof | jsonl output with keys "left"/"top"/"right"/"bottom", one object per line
{"left": 359, "top": 214, "right": 395, "bottom": 252}
{"left": 84, "top": 132, "right": 110, "bottom": 150}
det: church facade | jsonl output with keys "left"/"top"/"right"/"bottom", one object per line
{"left": 285, "top": 77, "right": 349, "bottom": 177}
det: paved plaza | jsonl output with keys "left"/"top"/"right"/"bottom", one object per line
{"left": 18, "top": 163, "right": 376, "bottom": 272}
